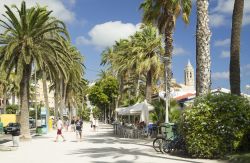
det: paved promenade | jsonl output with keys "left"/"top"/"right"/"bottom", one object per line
{"left": 0, "top": 122, "right": 225, "bottom": 163}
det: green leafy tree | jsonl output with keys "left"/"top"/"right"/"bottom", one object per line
{"left": 140, "top": 0, "right": 192, "bottom": 122}
{"left": 181, "top": 93, "right": 250, "bottom": 158}
{"left": 0, "top": 2, "right": 69, "bottom": 139}
{"left": 6, "top": 104, "right": 19, "bottom": 114}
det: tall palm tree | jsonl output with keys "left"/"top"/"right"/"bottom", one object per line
{"left": 140, "top": 0, "right": 191, "bottom": 122}
{"left": 129, "top": 25, "right": 163, "bottom": 102}
{"left": 196, "top": 0, "right": 211, "bottom": 96}
{"left": 0, "top": 2, "right": 69, "bottom": 139}
{"left": 230, "top": 0, "right": 244, "bottom": 96}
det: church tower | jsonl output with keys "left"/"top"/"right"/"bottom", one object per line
{"left": 184, "top": 60, "right": 194, "bottom": 86}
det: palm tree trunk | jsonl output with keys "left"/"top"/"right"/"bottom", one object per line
{"left": 42, "top": 71, "right": 50, "bottom": 130}
{"left": 12, "top": 92, "right": 15, "bottom": 105}
{"left": 196, "top": 0, "right": 211, "bottom": 96}
{"left": 19, "top": 64, "right": 32, "bottom": 139}
{"left": 59, "top": 79, "right": 64, "bottom": 119}
{"left": 68, "top": 102, "right": 71, "bottom": 121}
{"left": 230, "top": 0, "right": 244, "bottom": 96}
{"left": 73, "top": 100, "right": 78, "bottom": 117}
{"left": 118, "top": 75, "right": 124, "bottom": 105}
{"left": 136, "top": 74, "right": 140, "bottom": 98}
{"left": 63, "top": 82, "right": 67, "bottom": 116}
{"left": 146, "top": 68, "right": 152, "bottom": 103}
{"left": 54, "top": 83, "right": 59, "bottom": 120}
{"left": 3, "top": 87, "right": 7, "bottom": 114}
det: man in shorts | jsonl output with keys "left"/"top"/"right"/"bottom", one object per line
{"left": 75, "top": 117, "right": 83, "bottom": 141}
{"left": 55, "top": 118, "right": 66, "bottom": 142}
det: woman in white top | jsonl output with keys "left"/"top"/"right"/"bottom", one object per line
{"left": 54, "top": 118, "right": 66, "bottom": 142}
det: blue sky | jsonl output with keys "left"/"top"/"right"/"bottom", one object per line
{"left": 0, "top": 0, "right": 249, "bottom": 93}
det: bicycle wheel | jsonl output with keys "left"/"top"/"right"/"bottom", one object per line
{"left": 162, "top": 139, "right": 172, "bottom": 153}
{"left": 153, "top": 137, "right": 164, "bottom": 153}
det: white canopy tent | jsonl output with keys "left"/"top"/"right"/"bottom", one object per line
{"left": 116, "top": 100, "right": 154, "bottom": 125}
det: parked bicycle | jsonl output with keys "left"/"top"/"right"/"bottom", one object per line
{"left": 152, "top": 123, "right": 186, "bottom": 153}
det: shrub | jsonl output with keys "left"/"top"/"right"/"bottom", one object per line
{"left": 181, "top": 93, "right": 250, "bottom": 158}
{"left": 6, "top": 104, "right": 19, "bottom": 114}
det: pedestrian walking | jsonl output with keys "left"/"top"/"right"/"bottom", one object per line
{"left": 54, "top": 118, "right": 66, "bottom": 142}
{"left": 71, "top": 116, "right": 76, "bottom": 132}
{"left": 93, "top": 117, "right": 99, "bottom": 132}
{"left": 75, "top": 117, "right": 83, "bottom": 141}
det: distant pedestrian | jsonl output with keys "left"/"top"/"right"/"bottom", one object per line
{"left": 71, "top": 117, "right": 76, "bottom": 132}
{"left": 65, "top": 119, "right": 69, "bottom": 132}
{"left": 54, "top": 118, "right": 66, "bottom": 142}
{"left": 75, "top": 117, "right": 83, "bottom": 141}
{"left": 93, "top": 117, "right": 99, "bottom": 132}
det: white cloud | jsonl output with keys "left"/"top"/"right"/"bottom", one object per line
{"left": 0, "top": 0, "right": 75, "bottom": 23}
{"left": 211, "top": 0, "right": 250, "bottom": 27}
{"left": 212, "top": 71, "right": 229, "bottom": 80}
{"left": 212, "top": 0, "right": 234, "bottom": 14}
{"left": 243, "top": 14, "right": 250, "bottom": 25}
{"left": 220, "top": 50, "right": 230, "bottom": 58}
{"left": 242, "top": 64, "right": 250, "bottom": 70}
{"left": 214, "top": 38, "right": 230, "bottom": 47}
{"left": 173, "top": 47, "right": 188, "bottom": 56}
{"left": 76, "top": 21, "right": 141, "bottom": 48}
{"left": 69, "top": 0, "right": 76, "bottom": 5}
{"left": 240, "top": 64, "right": 250, "bottom": 77}
{"left": 209, "top": 14, "right": 227, "bottom": 27}
{"left": 76, "top": 36, "right": 91, "bottom": 45}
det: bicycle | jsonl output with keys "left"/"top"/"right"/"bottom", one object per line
{"left": 161, "top": 135, "right": 185, "bottom": 153}
{"left": 153, "top": 124, "right": 186, "bottom": 154}
{"left": 152, "top": 125, "right": 171, "bottom": 153}
{"left": 153, "top": 136, "right": 171, "bottom": 153}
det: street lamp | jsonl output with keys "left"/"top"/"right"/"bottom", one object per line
{"left": 154, "top": 48, "right": 169, "bottom": 123}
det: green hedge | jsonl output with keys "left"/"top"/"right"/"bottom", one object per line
{"left": 181, "top": 93, "right": 250, "bottom": 158}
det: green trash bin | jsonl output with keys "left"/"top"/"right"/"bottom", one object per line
{"left": 0, "top": 122, "right": 3, "bottom": 134}
{"left": 160, "top": 123, "right": 175, "bottom": 140}
{"left": 36, "top": 126, "right": 43, "bottom": 135}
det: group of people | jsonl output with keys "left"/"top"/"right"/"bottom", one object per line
{"left": 54, "top": 116, "right": 83, "bottom": 142}
{"left": 54, "top": 116, "right": 100, "bottom": 142}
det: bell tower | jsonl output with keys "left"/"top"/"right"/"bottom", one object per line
{"left": 184, "top": 60, "right": 194, "bottom": 86}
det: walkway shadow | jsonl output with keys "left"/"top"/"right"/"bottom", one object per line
{"left": 67, "top": 147, "right": 202, "bottom": 163}
{"left": 0, "top": 139, "right": 11, "bottom": 144}
{"left": 85, "top": 137, "right": 152, "bottom": 149}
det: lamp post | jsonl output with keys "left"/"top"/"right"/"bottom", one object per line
{"left": 154, "top": 48, "right": 169, "bottom": 123}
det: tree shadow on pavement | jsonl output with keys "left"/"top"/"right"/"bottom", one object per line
{"left": 91, "top": 161, "right": 134, "bottom": 163}
{"left": 85, "top": 137, "right": 152, "bottom": 149}
{"left": 67, "top": 147, "right": 202, "bottom": 163}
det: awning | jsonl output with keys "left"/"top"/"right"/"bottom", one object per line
{"left": 116, "top": 100, "right": 154, "bottom": 116}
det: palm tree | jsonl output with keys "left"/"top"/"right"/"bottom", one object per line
{"left": 65, "top": 45, "right": 85, "bottom": 120}
{"left": 129, "top": 25, "right": 163, "bottom": 102}
{"left": 140, "top": 0, "right": 191, "bottom": 122}
{"left": 230, "top": 0, "right": 244, "bottom": 96}
{"left": 0, "top": 2, "right": 69, "bottom": 139}
{"left": 196, "top": 0, "right": 211, "bottom": 96}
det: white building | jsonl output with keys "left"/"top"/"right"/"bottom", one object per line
{"left": 35, "top": 80, "right": 55, "bottom": 108}
{"left": 159, "top": 60, "right": 195, "bottom": 100}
